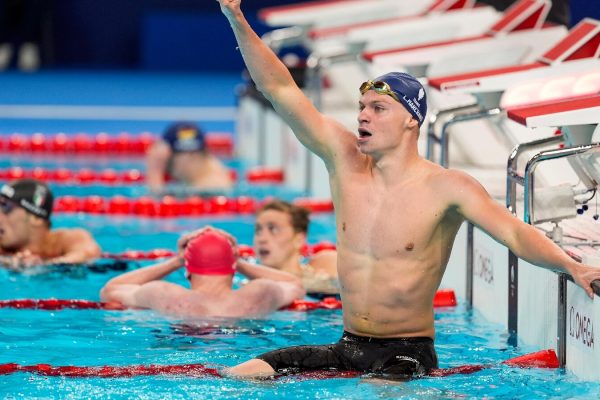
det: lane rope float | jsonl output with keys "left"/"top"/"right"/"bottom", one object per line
{"left": 0, "top": 349, "right": 558, "bottom": 379}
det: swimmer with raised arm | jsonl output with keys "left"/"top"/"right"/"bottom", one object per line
{"left": 100, "top": 230, "right": 304, "bottom": 318}
{"left": 217, "top": 0, "right": 600, "bottom": 379}
{"left": 0, "top": 179, "right": 100, "bottom": 269}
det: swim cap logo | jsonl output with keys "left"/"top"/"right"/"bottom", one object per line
{"left": 174, "top": 127, "right": 202, "bottom": 152}
{"left": 418, "top": 88, "right": 425, "bottom": 101}
{"left": 33, "top": 185, "right": 47, "bottom": 207}
{"left": 0, "top": 185, "right": 14, "bottom": 198}
{"left": 177, "top": 128, "right": 197, "bottom": 141}
{"left": 402, "top": 95, "right": 423, "bottom": 123}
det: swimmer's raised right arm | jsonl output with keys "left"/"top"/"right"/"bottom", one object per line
{"left": 218, "top": 0, "right": 352, "bottom": 163}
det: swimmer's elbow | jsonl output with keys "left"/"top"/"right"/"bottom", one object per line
{"left": 99, "top": 285, "right": 115, "bottom": 302}
{"left": 290, "top": 281, "right": 306, "bottom": 300}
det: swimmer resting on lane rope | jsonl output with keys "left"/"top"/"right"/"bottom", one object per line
{"left": 183, "top": 200, "right": 339, "bottom": 298}
{"left": 100, "top": 230, "right": 304, "bottom": 318}
{"left": 0, "top": 179, "right": 101, "bottom": 270}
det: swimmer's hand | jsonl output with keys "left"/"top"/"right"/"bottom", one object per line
{"left": 0, "top": 250, "right": 43, "bottom": 270}
{"left": 217, "top": 0, "right": 242, "bottom": 20}
{"left": 177, "top": 226, "right": 238, "bottom": 257}
{"left": 571, "top": 263, "right": 600, "bottom": 299}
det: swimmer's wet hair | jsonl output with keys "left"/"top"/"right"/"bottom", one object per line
{"left": 257, "top": 199, "right": 310, "bottom": 234}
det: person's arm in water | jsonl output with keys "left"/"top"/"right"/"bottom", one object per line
{"left": 237, "top": 259, "right": 303, "bottom": 283}
{"left": 451, "top": 170, "right": 600, "bottom": 298}
{"left": 145, "top": 141, "right": 172, "bottom": 193}
{"left": 100, "top": 256, "right": 185, "bottom": 307}
{"left": 48, "top": 228, "right": 101, "bottom": 265}
{"left": 218, "top": 0, "right": 353, "bottom": 165}
{"left": 237, "top": 272, "right": 306, "bottom": 313}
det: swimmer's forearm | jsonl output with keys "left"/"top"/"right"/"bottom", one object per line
{"left": 224, "top": 6, "right": 296, "bottom": 97}
{"left": 103, "top": 257, "right": 184, "bottom": 286}
{"left": 237, "top": 260, "right": 301, "bottom": 283}
{"left": 511, "top": 223, "right": 578, "bottom": 274}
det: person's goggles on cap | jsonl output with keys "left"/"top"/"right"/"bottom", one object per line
{"left": 359, "top": 80, "right": 400, "bottom": 103}
{"left": 0, "top": 197, "right": 18, "bottom": 215}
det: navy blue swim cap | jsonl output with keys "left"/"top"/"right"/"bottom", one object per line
{"left": 366, "top": 72, "right": 427, "bottom": 126}
{"left": 162, "top": 122, "right": 205, "bottom": 153}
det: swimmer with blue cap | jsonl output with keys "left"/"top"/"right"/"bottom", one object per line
{"left": 218, "top": 0, "right": 600, "bottom": 380}
{"left": 0, "top": 179, "right": 100, "bottom": 269}
{"left": 146, "top": 121, "right": 234, "bottom": 194}
{"left": 100, "top": 228, "right": 304, "bottom": 318}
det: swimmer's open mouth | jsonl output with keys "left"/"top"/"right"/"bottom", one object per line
{"left": 358, "top": 128, "right": 372, "bottom": 138}
{"left": 258, "top": 249, "right": 270, "bottom": 258}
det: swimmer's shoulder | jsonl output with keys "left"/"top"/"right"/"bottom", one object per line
{"left": 50, "top": 227, "right": 94, "bottom": 241}
{"left": 306, "top": 250, "right": 337, "bottom": 277}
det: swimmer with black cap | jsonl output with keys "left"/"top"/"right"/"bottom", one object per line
{"left": 100, "top": 229, "right": 304, "bottom": 318}
{"left": 0, "top": 179, "right": 101, "bottom": 269}
{"left": 146, "top": 121, "right": 234, "bottom": 194}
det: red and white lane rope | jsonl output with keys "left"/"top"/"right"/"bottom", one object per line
{"left": 0, "top": 132, "right": 233, "bottom": 157}
{"left": 0, "top": 166, "right": 285, "bottom": 185}
{"left": 51, "top": 195, "right": 333, "bottom": 216}
{"left": 0, "top": 349, "right": 559, "bottom": 378}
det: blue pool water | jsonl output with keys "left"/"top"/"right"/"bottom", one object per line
{"left": 1, "top": 71, "right": 599, "bottom": 398}
{"left": 1, "top": 214, "right": 600, "bottom": 399}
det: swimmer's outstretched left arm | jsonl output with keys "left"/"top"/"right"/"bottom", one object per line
{"left": 449, "top": 170, "right": 600, "bottom": 298}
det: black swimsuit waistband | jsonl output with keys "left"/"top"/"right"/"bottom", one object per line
{"left": 341, "top": 331, "right": 434, "bottom": 344}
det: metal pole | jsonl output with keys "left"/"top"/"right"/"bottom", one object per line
{"left": 439, "top": 108, "right": 502, "bottom": 168}
{"left": 425, "top": 104, "right": 477, "bottom": 163}
{"left": 523, "top": 143, "right": 600, "bottom": 224}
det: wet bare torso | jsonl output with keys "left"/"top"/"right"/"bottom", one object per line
{"left": 331, "top": 157, "right": 464, "bottom": 339}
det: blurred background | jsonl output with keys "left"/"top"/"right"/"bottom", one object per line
{"left": 1, "top": 0, "right": 598, "bottom": 72}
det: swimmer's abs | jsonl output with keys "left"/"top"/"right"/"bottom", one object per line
{"left": 344, "top": 311, "right": 435, "bottom": 339}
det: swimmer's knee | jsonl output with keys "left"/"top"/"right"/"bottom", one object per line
{"left": 223, "top": 359, "right": 276, "bottom": 379}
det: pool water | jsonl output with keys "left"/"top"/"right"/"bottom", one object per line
{"left": 1, "top": 71, "right": 599, "bottom": 398}
{"left": 1, "top": 214, "right": 600, "bottom": 399}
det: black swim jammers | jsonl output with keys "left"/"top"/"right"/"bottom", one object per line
{"left": 256, "top": 331, "right": 438, "bottom": 379}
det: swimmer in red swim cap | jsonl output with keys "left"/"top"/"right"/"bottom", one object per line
{"left": 100, "top": 228, "right": 304, "bottom": 318}
{"left": 184, "top": 230, "right": 237, "bottom": 276}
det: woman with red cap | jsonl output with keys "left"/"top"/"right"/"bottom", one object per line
{"left": 100, "top": 230, "right": 304, "bottom": 318}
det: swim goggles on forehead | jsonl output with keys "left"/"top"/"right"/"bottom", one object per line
{"left": 0, "top": 197, "right": 17, "bottom": 215}
{"left": 359, "top": 80, "right": 400, "bottom": 103}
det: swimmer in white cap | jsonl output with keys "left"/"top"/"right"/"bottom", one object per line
{"left": 217, "top": 0, "right": 600, "bottom": 379}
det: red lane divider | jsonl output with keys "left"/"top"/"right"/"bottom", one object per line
{"left": 0, "top": 290, "right": 456, "bottom": 311}
{"left": 0, "top": 362, "right": 220, "bottom": 378}
{"left": 52, "top": 196, "right": 333, "bottom": 216}
{"left": 0, "top": 132, "right": 234, "bottom": 157}
{"left": 0, "top": 166, "right": 284, "bottom": 186}
{"left": 429, "top": 349, "right": 559, "bottom": 377}
{"left": 101, "top": 249, "right": 176, "bottom": 260}
{"left": 103, "top": 241, "right": 336, "bottom": 261}
{"left": 0, "top": 349, "right": 558, "bottom": 379}
{"left": 0, "top": 299, "right": 125, "bottom": 310}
